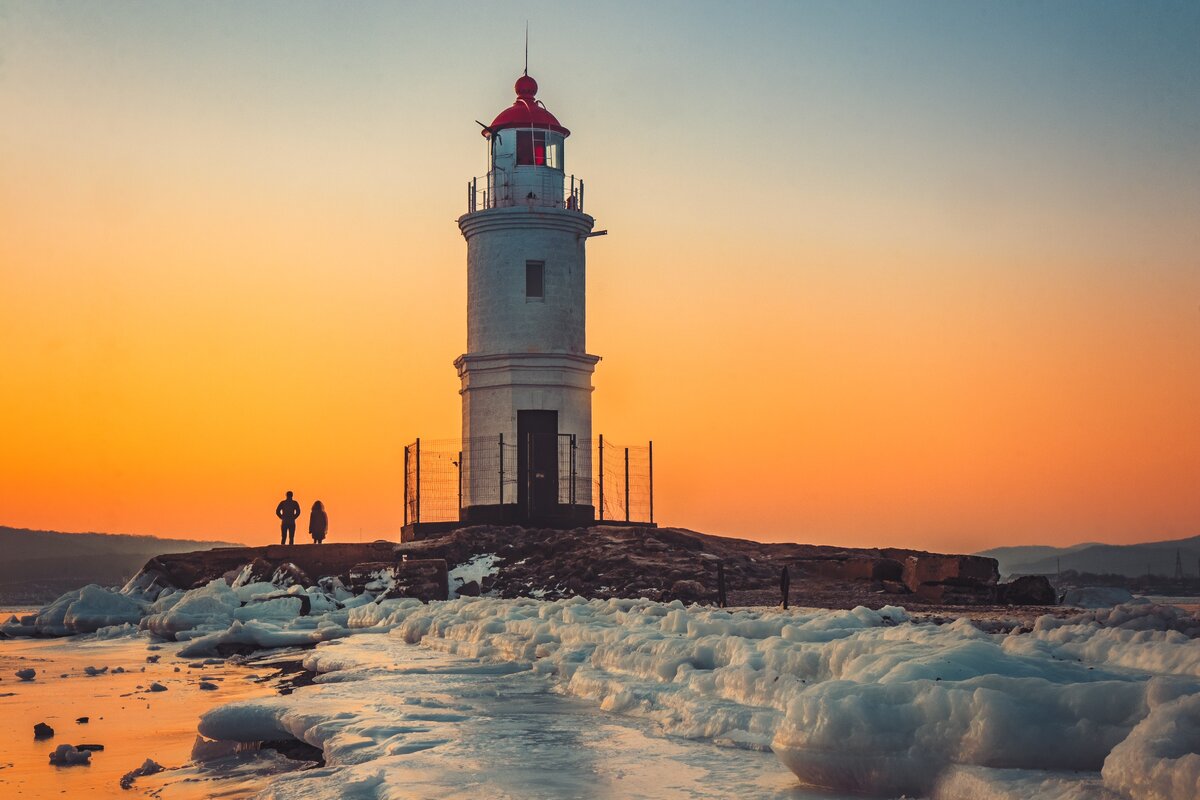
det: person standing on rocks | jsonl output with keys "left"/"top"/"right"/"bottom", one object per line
{"left": 308, "top": 500, "right": 328, "bottom": 545}
{"left": 276, "top": 491, "right": 301, "bottom": 545}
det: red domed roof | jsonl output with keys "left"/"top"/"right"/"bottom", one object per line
{"left": 485, "top": 74, "right": 570, "bottom": 137}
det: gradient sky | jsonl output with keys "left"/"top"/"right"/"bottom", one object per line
{"left": 2, "top": 1, "right": 1198, "bottom": 552}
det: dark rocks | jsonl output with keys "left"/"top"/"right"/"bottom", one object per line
{"left": 898, "top": 554, "right": 1001, "bottom": 605}
{"left": 222, "top": 557, "right": 274, "bottom": 586}
{"left": 347, "top": 560, "right": 449, "bottom": 601}
{"left": 16, "top": 668, "right": 35, "bottom": 681}
{"left": 244, "top": 593, "right": 311, "bottom": 616}
{"left": 270, "top": 562, "right": 313, "bottom": 589}
{"left": 136, "top": 541, "right": 405, "bottom": 593}
{"left": 902, "top": 554, "right": 999, "bottom": 594}
{"left": 34, "top": 722, "right": 54, "bottom": 739}
{"left": 149, "top": 682, "right": 167, "bottom": 692}
{"left": 76, "top": 717, "right": 89, "bottom": 724}
{"left": 912, "top": 579, "right": 997, "bottom": 605}
{"left": 75, "top": 743, "right": 104, "bottom": 751}
{"left": 48, "top": 744, "right": 91, "bottom": 766}
{"left": 120, "top": 759, "right": 163, "bottom": 790}
{"left": 998, "top": 575, "right": 1056, "bottom": 606}
{"left": 802, "top": 557, "right": 904, "bottom": 582}
{"left": 456, "top": 580, "right": 481, "bottom": 597}
{"left": 667, "top": 579, "right": 708, "bottom": 604}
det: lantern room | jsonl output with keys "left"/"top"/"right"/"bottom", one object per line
{"left": 472, "top": 74, "right": 581, "bottom": 212}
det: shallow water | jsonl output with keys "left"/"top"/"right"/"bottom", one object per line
{"left": 0, "top": 633, "right": 284, "bottom": 798}
{"left": 1, "top": 631, "right": 846, "bottom": 800}
{"left": 191, "top": 634, "right": 856, "bottom": 800}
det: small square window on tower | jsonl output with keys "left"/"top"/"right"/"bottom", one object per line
{"left": 526, "top": 260, "right": 545, "bottom": 299}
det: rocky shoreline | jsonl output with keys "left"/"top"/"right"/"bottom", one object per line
{"left": 134, "top": 524, "right": 1056, "bottom": 611}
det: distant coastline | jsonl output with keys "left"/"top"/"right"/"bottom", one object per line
{"left": 0, "top": 526, "right": 238, "bottom": 605}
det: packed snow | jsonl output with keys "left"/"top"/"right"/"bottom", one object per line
{"left": 3, "top": 574, "right": 1198, "bottom": 797}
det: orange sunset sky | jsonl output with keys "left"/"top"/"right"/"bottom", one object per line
{"left": 2, "top": 2, "right": 1198, "bottom": 553}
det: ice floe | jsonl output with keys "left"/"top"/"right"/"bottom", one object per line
{"left": 4, "top": 572, "right": 1198, "bottom": 798}
{"left": 185, "top": 597, "right": 1200, "bottom": 798}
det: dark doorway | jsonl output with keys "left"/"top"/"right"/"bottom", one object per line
{"left": 517, "top": 410, "right": 558, "bottom": 519}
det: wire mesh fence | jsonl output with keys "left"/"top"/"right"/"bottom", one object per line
{"left": 404, "top": 435, "right": 651, "bottom": 525}
{"left": 595, "top": 436, "right": 653, "bottom": 524}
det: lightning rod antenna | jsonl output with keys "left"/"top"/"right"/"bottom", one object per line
{"left": 524, "top": 22, "right": 529, "bottom": 76}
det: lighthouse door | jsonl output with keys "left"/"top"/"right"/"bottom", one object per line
{"left": 517, "top": 410, "right": 559, "bottom": 520}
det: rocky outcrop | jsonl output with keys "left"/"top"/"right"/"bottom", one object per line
{"left": 127, "top": 543, "right": 448, "bottom": 603}
{"left": 396, "top": 525, "right": 1015, "bottom": 609}
{"left": 346, "top": 560, "right": 448, "bottom": 602}
{"left": 901, "top": 554, "right": 999, "bottom": 593}
{"left": 997, "top": 575, "right": 1056, "bottom": 605}
{"left": 139, "top": 542, "right": 410, "bottom": 591}
{"left": 129, "top": 525, "right": 1042, "bottom": 610}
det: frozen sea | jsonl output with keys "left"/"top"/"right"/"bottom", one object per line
{"left": 1, "top": 625, "right": 843, "bottom": 800}
{"left": 5, "top": 585, "right": 1200, "bottom": 799}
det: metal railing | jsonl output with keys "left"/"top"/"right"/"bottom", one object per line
{"left": 403, "top": 435, "right": 651, "bottom": 525}
{"left": 466, "top": 170, "right": 585, "bottom": 214}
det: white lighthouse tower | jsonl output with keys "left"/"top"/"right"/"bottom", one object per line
{"left": 455, "top": 72, "right": 599, "bottom": 525}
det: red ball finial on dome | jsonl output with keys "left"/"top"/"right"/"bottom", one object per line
{"left": 515, "top": 74, "right": 538, "bottom": 99}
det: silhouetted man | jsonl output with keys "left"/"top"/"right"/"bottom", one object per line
{"left": 276, "top": 491, "right": 301, "bottom": 545}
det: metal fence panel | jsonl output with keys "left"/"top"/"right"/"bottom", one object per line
{"left": 405, "top": 435, "right": 650, "bottom": 526}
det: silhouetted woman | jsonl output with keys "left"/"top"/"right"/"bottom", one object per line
{"left": 308, "top": 500, "right": 328, "bottom": 544}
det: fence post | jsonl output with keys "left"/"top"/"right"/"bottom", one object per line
{"left": 598, "top": 434, "right": 604, "bottom": 521}
{"left": 498, "top": 433, "right": 505, "bottom": 506}
{"left": 457, "top": 449, "right": 463, "bottom": 513}
{"left": 415, "top": 438, "right": 421, "bottom": 525}
{"left": 649, "top": 440, "right": 654, "bottom": 525}
{"left": 403, "top": 444, "right": 409, "bottom": 528}
{"left": 570, "top": 435, "right": 577, "bottom": 506}
{"left": 624, "top": 446, "right": 630, "bottom": 523}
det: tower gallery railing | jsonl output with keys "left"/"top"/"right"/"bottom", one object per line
{"left": 404, "top": 435, "right": 652, "bottom": 526}
{"left": 466, "top": 171, "right": 585, "bottom": 213}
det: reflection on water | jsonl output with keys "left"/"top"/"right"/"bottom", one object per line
{"left": 0, "top": 633, "right": 292, "bottom": 798}
{"left": 2, "top": 629, "right": 850, "bottom": 800}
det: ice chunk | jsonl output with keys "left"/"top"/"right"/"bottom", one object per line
{"left": 142, "top": 579, "right": 242, "bottom": 639}
{"left": 1102, "top": 691, "right": 1200, "bottom": 800}
{"left": 62, "top": 585, "right": 148, "bottom": 632}
{"left": 177, "top": 619, "right": 350, "bottom": 658}
{"left": 1063, "top": 587, "right": 1134, "bottom": 608}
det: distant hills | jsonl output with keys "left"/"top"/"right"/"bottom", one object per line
{"left": 0, "top": 526, "right": 239, "bottom": 605}
{"left": 978, "top": 535, "right": 1200, "bottom": 578}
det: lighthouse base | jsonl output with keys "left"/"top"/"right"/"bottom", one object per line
{"left": 400, "top": 502, "right": 596, "bottom": 542}
{"left": 460, "top": 501, "right": 596, "bottom": 528}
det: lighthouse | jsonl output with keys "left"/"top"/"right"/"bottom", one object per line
{"left": 454, "top": 73, "right": 599, "bottom": 526}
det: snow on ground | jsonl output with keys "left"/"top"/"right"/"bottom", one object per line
{"left": 446, "top": 553, "right": 498, "bottom": 598}
{"left": 5, "top": 577, "right": 1199, "bottom": 798}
